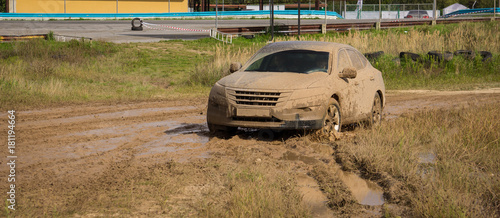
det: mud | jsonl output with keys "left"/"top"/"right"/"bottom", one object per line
{"left": 1, "top": 89, "right": 499, "bottom": 216}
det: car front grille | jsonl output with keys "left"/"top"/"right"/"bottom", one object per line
{"left": 228, "top": 89, "right": 287, "bottom": 107}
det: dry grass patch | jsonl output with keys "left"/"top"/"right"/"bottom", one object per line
{"left": 333, "top": 103, "right": 500, "bottom": 217}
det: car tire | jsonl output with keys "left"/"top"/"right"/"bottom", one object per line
{"left": 208, "top": 123, "right": 237, "bottom": 137}
{"left": 364, "top": 51, "right": 384, "bottom": 60}
{"left": 399, "top": 52, "right": 421, "bottom": 62}
{"left": 454, "top": 50, "right": 475, "bottom": 60}
{"left": 479, "top": 51, "right": 492, "bottom": 62}
{"left": 427, "top": 51, "right": 443, "bottom": 62}
{"left": 131, "top": 18, "right": 143, "bottom": 31}
{"left": 322, "top": 98, "right": 342, "bottom": 135}
{"left": 369, "top": 93, "right": 383, "bottom": 126}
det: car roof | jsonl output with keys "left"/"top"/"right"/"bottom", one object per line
{"left": 259, "top": 41, "right": 351, "bottom": 53}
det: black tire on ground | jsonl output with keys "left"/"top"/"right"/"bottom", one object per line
{"left": 322, "top": 98, "right": 341, "bottom": 135}
{"left": 208, "top": 123, "right": 237, "bottom": 138}
{"left": 364, "top": 51, "right": 384, "bottom": 60}
{"left": 443, "top": 51, "right": 454, "bottom": 61}
{"left": 257, "top": 129, "right": 275, "bottom": 141}
{"left": 369, "top": 93, "right": 383, "bottom": 126}
{"left": 131, "top": 18, "right": 143, "bottom": 31}
{"left": 454, "top": 50, "right": 475, "bottom": 60}
{"left": 399, "top": 52, "right": 421, "bottom": 62}
{"left": 131, "top": 26, "right": 143, "bottom": 31}
{"left": 479, "top": 51, "right": 493, "bottom": 62}
{"left": 427, "top": 51, "right": 443, "bottom": 62}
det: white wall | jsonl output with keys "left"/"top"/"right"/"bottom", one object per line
{"left": 344, "top": 10, "right": 440, "bottom": 19}
{"left": 246, "top": 5, "right": 285, "bottom": 11}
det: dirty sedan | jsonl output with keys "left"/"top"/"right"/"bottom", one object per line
{"left": 207, "top": 41, "right": 385, "bottom": 135}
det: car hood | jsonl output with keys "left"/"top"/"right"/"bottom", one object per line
{"left": 218, "top": 71, "right": 328, "bottom": 90}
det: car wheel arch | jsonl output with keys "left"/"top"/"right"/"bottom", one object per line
{"left": 376, "top": 90, "right": 384, "bottom": 108}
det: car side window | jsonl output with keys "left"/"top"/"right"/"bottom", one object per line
{"left": 355, "top": 50, "right": 368, "bottom": 68}
{"left": 347, "top": 49, "right": 365, "bottom": 70}
{"left": 337, "top": 49, "right": 351, "bottom": 73}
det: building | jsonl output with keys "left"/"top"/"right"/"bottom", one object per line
{"left": 6, "top": 0, "right": 188, "bottom": 13}
{"left": 443, "top": 3, "right": 468, "bottom": 16}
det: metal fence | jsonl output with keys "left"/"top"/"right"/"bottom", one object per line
{"left": 340, "top": 3, "right": 438, "bottom": 19}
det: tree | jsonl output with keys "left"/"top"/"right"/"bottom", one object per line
{"left": 1, "top": 0, "right": 5, "bottom": 12}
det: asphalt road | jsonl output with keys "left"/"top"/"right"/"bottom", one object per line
{"left": 0, "top": 17, "right": 483, "bottom": 43}
{"left": 0, "top": 19, "right": 381, "bottom": 43}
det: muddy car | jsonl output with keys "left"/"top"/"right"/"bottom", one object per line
{"left": 207, "top": 41, "right": 385, "bottom": 135}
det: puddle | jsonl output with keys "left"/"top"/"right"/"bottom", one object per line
{"left": 164, "top": 123, "right": 208, "bottom": 135}
{"left": 281, "top": 151, "right": 384, "bottom": 206}
{"left": 337, "top": 170, "right": 384, "bottom": 206}
{"left": 417, "top": 152, "right": 437, "bottom": 179}
{"left": 280, "top": 151, "right": 320, "bottom": 165}
{"left": 296, "top": 173, "right": 333, "bottom": 217}
{"left": 49, "top": 117, "right": 210, "bottom": 160}
{"left": 418, "top": 152, "right": 436, "bottom": 164}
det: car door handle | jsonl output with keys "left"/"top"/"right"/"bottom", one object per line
{"left": 370, "top": 76, "right": 375, "bottom": 81}
{"left": 354, "top": 81, "right": 360, "bottom": 86}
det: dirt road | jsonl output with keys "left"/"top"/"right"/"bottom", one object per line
{"left": 1, "top": 89, "right": 499, "bottom": 216}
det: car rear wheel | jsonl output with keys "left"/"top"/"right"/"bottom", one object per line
{"left": 322, "top": 99, "right": 341, "bottom": 135}
{"left": 370, "top": 93, "right": 382, "bottom": 126}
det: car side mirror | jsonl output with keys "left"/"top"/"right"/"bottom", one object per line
{"left": 230, "top": 62, "right": 242, "bottom": 73}
{"left": 339, "top": 67, "right": 357, "bottom": 79}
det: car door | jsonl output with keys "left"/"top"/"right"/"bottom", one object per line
{"left": 346, "top": 49, "right": 378, "bottom": 120}
{"left": 336, "top": 48, "right": 366, "bottom": 123}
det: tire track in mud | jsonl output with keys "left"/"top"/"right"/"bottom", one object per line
{"left": 1, "top": 90, "right": 499, "bottom": 216}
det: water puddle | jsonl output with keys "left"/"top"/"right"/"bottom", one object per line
{"left": 337, "top": 170, "right": 384, "bottom": 206}
{"left": 280, "top": 151, "right": 320, "bottom": 165}
{"left": 48, "top": 116, "right": 210, "bottom": 160}
{"left": 417, "top": 151, "right": 437, "bottom": 178}
{"left": 296, "top": 173, "right": 333, "bottom": 217}
{"left": 280, "top": 151, "right": 384, "bottom": 206}
{"left": 418, "top": 152, "right": 436, "bottom": 164}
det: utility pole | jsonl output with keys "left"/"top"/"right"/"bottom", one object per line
{"left": 270, "top": 0, "right": 274, "bottom": 41}
{"left": 298, "top": 0, "right": 301, "bottom": 36}
{"left": 216, "top": 0, "right": 218, "bottom": 29}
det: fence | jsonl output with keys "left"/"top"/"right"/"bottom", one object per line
{"left": 339, "top": 3, "right": 439, "bottom": 19}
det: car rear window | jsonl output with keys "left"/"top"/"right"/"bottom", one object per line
{"left": 245, "top": 50, "right": 329, "bottom": 74}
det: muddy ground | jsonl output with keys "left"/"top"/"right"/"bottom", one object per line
{"left": 1, "top": 89, "right": 500, "bottom": 217}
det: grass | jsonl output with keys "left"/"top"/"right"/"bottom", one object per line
{"left": 15, "top": 155, "right": 311, "bottom": 217}
{"left": 1, "top": 21, "right": 499, "bottom": 110}
{"left": 333, "top": 103, "right": 500, "bottom": 217}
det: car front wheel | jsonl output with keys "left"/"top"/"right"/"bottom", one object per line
{"left": 322, "top": 98, "right": 341, "bottom": 135}
{"left": 208, "top": 123, "right": 237, "bottom": 137}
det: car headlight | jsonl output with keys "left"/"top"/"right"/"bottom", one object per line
{"left": 287, "top": 88, "right": 326, "bottom": 109}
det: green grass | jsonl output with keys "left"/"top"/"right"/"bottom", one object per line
{"left": 373, "top": 53, "right": 500, "bottom": 90}
{"left": 1, "top": 21, "right": 499, "bottom": 110}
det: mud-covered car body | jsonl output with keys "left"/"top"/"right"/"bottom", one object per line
{"left": 207, "top": 41, "right": 385, "bottom": 131}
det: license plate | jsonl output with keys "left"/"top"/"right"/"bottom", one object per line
{"left": 236, "top": 108, "right": 270, "bottom": 117}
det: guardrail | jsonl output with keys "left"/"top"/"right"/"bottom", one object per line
{"left": 0, "top": 10, "right": 342, "bottom": 19}
{"left": 210, "top": 28, "right": 233, "bottom": 44}
{"left": 217, "top": 17, "right": 499, "bottom": 35}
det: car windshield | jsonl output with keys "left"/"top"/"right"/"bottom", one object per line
{"left": 244, "top": 50, "right": 329, "bottom": 74}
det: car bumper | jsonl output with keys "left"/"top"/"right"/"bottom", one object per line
{"left": 206, "top": 101, "right": 326, "bottom": 130}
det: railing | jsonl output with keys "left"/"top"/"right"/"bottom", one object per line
{"left": 210, "top": 28, "right": 233, "bottom": 44}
